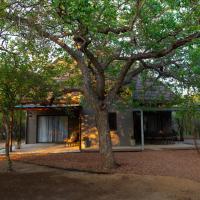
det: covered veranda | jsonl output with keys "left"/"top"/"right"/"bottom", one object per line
{"left": 0, "top": 142, "right": 195, "bottom": 155}
{"left": 133, "top": 107, "right": 199, "bottom": 151}
{"left": 1, "top": 106, "right": 197, "bottom": 155}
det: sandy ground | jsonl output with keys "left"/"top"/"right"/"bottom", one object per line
{"left": 8, "top": 150, "right": 200, "bottom": 182}
{"left": 0, "top": 161, "right": 200, "bottom": 200}
{"left": 1, "top": 150, "right": 200, "bottom": 200}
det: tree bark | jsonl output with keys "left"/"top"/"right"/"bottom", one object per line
{"left": 95, "top": 108, "right": 117, "bottom": 170}
{"left": 9, "top": 110, "right": 14, "bottom": 152}
{"left": 2, "top": 112, "right": 12, "bottom": 172}
{"left": 18, "top": 110, "right": 22, "bottom": 149}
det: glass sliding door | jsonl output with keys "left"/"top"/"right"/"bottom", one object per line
{"left": 38, "top": 116, "right": 68, "bottom": 143}
{"left": 54, "top": 116, "right": 68, "bottom": 142}
{"left": 37, "top": 116, "right": 53, "bottom": 142}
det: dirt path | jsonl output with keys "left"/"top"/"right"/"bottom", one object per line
{"left": 0, "top": 161, "right": 200, "bottom": 200}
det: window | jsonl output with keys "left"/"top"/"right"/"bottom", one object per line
{"left": 108, "top": 112, "right": 117, "bottom": 131}
{"left": 37, "top": 116, "right": 68, "bottom": 142}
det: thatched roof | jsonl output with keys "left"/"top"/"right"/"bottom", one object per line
{"left": 133, "top": 76, "right": 176, "bottom": 103}
{"left": 20, "top": 92, "right": 81, "bottom": 106}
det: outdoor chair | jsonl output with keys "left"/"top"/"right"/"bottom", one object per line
{"left": 64, "top": 132, "right": 79, "bottom": 147}
{"left": 164, "top": 130, "right": 177, "bottom": 144}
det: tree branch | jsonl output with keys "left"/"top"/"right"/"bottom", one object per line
{"left": 82, "top": 48, "right": 106, "bottom": 99}
{"left": 5, "top": 14, "right": 81, "bottom": 61}
{"left": 123, "top": 65, "right": 145, "bottom": 86}
{"left": 116, "top": 32, "right": 200, "bottom": 61}
{"left": 97, "top": 0, "right": 145, "bottom": 35}
{"left": 77, "top": 58, "right": 100, "bottom": 107}
{"left": 106, "top": 59, "right": 136, "bottom": 103}
{"left": 140, "top": 60, "right": 187, "bottom": 83}
{"left": 102, "top": 48, "right": 122, "bottom": 69}
{"left": 138, "top": 32, "right": 200, "bottom": 59}
{"left": 84, "top": 48, "right": 104, "bottom": 73}
{"left": 105, "top": 28, "right": 196, "bottom": 101}
{"left": 0, "top": 46, "right": 17, "bottom": 55}
{"left": 98, "top": 26, "right": 130, "bottom": 35}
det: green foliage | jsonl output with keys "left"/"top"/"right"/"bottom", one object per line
{"left": 190, "top": 46, "right": 200, "bottom": 75}
{"left": 0, "top": 40, "right": 61, "bottom": 111}
{"left": 51, "top": 0, "right": 200, "bottom": 93}
{"left": 175, "top": 93, "right": 200, "bottom": 136}
{"left": 0, "top": 0, "right": 200, "bottom": 107}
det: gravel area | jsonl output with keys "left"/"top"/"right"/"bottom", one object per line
{"left": 2, "top": 149, "right": 200, "bottom": 182}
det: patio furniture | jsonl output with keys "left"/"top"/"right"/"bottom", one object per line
{"left": 144, "top": 130, "right": 177, "bottom": 145}
{"left": 64, "top": 132, "right": 79, "bottom": 147}
{"left": 82, "top": 136, "right": 91, "bottom": 148}
{"left": 164, "top": 130, "right": 177, "bottom": 144}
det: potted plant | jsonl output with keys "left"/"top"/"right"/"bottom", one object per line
{"left": 82, "top": 136, "right": 91, "bottom": 148}
{"left": 130, "top": 135, "right": 135, "bottom": 146}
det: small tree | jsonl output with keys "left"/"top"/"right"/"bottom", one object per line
{"left": 0, "top": 43, "right": 59, "bottom": 171}
{"left": 175, "top": 92, "right": 200, "bottom": 152}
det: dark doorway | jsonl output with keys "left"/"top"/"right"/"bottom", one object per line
{"left": 144, "top": 111, "right": 171, "bottom": 138}
{"left": 133, "top": 111, "right": 141, "bottom": 144}
{"left": 108, "top": 112, "right": 117, "bottom": 131}
{"left": 133, "top": 111, "right": 172, "bottom": 144}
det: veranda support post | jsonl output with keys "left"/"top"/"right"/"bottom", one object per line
{"left": 140, "top": 110, "right": 144, "bottom": 151}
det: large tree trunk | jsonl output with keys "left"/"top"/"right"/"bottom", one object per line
{"left": 95, "top": 108, "right": 117, "bottom": 170}
{"left": 2, "top": 112, "right": 12, "bottom": 172}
